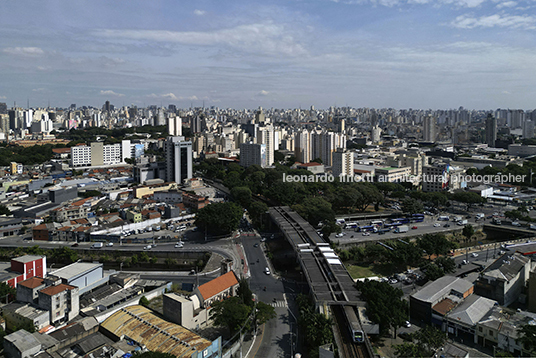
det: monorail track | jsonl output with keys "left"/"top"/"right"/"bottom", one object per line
{"left": 332, "top": 306, "right": 369, "bottom": 358}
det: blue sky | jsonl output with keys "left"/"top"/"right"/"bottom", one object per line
{"left": 0, "top": 0, "right": 535, "bottom": 110}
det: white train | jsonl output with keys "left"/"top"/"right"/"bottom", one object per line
{"left": 343, "top": 306, "right": 364, "bottom": 343}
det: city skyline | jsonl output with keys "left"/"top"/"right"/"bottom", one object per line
{"left": 1, "top": 0, "right": 535, "bottom": 110}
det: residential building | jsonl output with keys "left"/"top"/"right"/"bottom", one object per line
{"left": 240, "top": 143, "right": 267, "bottom": 168}
{"left": 375, "top": 166, "right": 412, "bottom": 183}
{"left": 422, "top": 163, "right": 466, "bottom": 192}
{"left": 38, "top": 277, "right": 79, "bottom": 325}
{"left": 423, "top": 115, "right": 436, "bottom": 142}
{"left": 332, "top": 149, "right": 353, "bottom": 178}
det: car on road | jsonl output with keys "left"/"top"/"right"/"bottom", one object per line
{"left": 389, "top": 279, "right": 398, "bottom": 284}
{"left": 362, "top": 232, "right": 370, "bottom": 236}
{"left": 254, "top": 243, "right": 259, "bottom": 247}
{"left": 175, "top": 242, "right": 183, "bottom": 248}
{"left": 471, "top": 253, "right": 478, "bottom": 257}
{"left": 71, "top": 243, "right": 79, "bottom": 247}
{"left": 261, "top": 237, "right": 266, "bottom": 242}
{"left": 106, "top": 242, "right": 113, "bottom": 247}
{"left": 512, "top": 221, "right": 521, "bottom": 227}
{"left": 405, "top": 320, "right": 411, "bottom": 328}
{"left": 411, "top": 226, "right": 418, "bottom": 230}
{"left": 336, "top": 233, "right": 343, "bottom": 237}
{"left": 264, "top": 267, "right": 271, "bottom": 275}
{"left": 433, "top": 223, "right": 440, "bottom": 227}
{"left": 444, "top": 223, "right": 451, "bottom": 228}
{"left": 462, "top": 259, "right": 469, "bottom": 265}
{"left": 144, "top": 245, "right": 152, "bottom": 250}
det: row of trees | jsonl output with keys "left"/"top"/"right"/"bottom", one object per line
{"left": 394, "top": 325, "right": 446, "bottom": 358}
{"left": 296, "top": 294, "right": 333, "bottom": 358}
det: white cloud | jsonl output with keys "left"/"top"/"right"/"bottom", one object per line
{"left": 93, "top": 23, "right": 307, "bottom": 57}
{"left": 3, "top": 47, "right": 45, "bottom": 57}
{"left": 32, "top": 88, "right": 46, "bottom": 92}
{"left": 258, "top": 90, "right": 270, "bottom": 96}
{"left": 496, "top": 1, "right": 517, "bottom": 8}
{"left": 0, "top": 96, "right": 6, "bottom": 100}
{"left": 100, "top": 90, "right": 125, "bottom": 97}
{"left": 451, "top": 14, "right": 536, "bottom": 29}
{"left": 194, "top": 9, "right": 206, "bottom": 16}
{"left": 147, "top": 93, "right": 198, "bottom": 101}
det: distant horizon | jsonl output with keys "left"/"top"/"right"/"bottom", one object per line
{"left": 2, "top": 1, "right": 535, "bottom": 109}
{"left": 1, "top": 101, "right": 532, "bottom": 113}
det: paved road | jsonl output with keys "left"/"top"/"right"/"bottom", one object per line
{"left": 239, "top": 232, "right": 299, "bottom": 358}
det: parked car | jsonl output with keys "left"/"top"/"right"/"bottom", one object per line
{"left": 411, "top": 226, "right": 418, "bottom": 230}
{"left": 71, "top": 243, "right": 79, "bottom": 247}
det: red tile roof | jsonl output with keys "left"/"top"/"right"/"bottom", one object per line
{"left": 40, "top": 283, "right": 76, "bottom": 296}
{"left": 197, "top": 271, "right": 239, "bottom": 301}
{"left": 18, "top": 277, "right": 45, "bottom": 289}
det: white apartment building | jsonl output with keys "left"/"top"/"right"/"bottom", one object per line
{"left": 332, "top": 150, "right": 353, "bottom": 178}
{"left": 422, "top": 163, "right": 466, "bottom": 192}
{"left": 71, "top": 140, "right": 133, "bottom": 167}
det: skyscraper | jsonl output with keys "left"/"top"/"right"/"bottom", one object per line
{"left": 485, "top": 114, "right": 497, "bottom": 147}
{"left": 295, "top": 130, "right": 311, "bottom": 163}
{"left": 423, "top": 115, "right": 436, "bottom": 142}
{"left": 165, "top": 136, "right": 193, "bottom": 184}
{"left": 256, "top": 125, "right": 274, "bottom": 166}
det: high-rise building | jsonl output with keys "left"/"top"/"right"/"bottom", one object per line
{"left": 0, "top": 102, "right": 7, "bottom": 115}
{"left": 332, "top": 149, "right": 353, "bottom": 178}
{"left": 423, "top": 115, "right": 436, "bottom": 142}
{"left": 485, "top": 114, "right": 497, "bottom": 147}
{"left": 168, "top": 116, "right": 182, "bottom": 136}
{"left": 256, "top": 125, "right": 274, "bottom": 166}
{"left": 524, "top": 120, "right": 535, "bottom": 139}
{"left": 240, "top": 143, "right": 267, "bottom": 168}
{"left": 371, "top": 125, "right": 382, "bottom": 143}
{"left": 165, "top": 136, "right": 193, "bottom": 184}
{"left": 104, "top": 101, "right": 111, "bottom": 112}
{"left": 295, "top": 130, "right": 311, "bottom": 163}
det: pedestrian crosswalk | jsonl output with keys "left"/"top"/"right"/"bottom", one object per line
{"left": 270, "top": 300, "right": 287, "bottom": 308}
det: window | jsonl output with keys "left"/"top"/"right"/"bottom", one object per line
{"left": 479, "top": 327, "right": 483, "bottom": 332}
{"left": 489, "top": 330, "right": 493, "bottom": 337}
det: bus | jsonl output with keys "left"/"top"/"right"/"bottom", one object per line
{"left": 345, "top": 222, "right": 359, "bottom": 229}
{"left": 384, "top": 222, "right": 402, "bottom": 228}
{"left": 358, "top": 225, "right": 374, "bottom": 232}
{"left": 369, "top": 220, "right": 384, "bottom": 226}
{"left": 343, "top": 306, "right": 364, "bottom": 343}
{"left": 392, "top": 218, "right": 410, "bottom": 224}
{"left": 412, "top": 214, "right": 425, "bottom": 219}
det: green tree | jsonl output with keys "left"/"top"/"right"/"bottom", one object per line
{"left": 519, "top": 324, "right": 536, "bottom": 355}
{"left": 255, "top": 301, "right": 276, "bottom": 326}
{"left": 231, "top": 186, "right": 252, "bottom": 208}
{"left": 0, "top": 205, "right": 11, "bottom": 216}
{"left": 422, "top": 262, "right": 445, "bottom": 280}
{"left": 417, "top": 233, "right": 455, "bottom": 257}
{"left": 248, "top": 201, "right": 268, "bottom": 229}
{"left": 354, "top": 280, "right": 407, "bottom": 335}
{"left": 462, "top": 224, "right": 475, "bottom": 242}
{"left": 435, "top": 256, "right": 456, "bottom": 274}
{"left": 401, "top": 198, "right": 424, "bottom": 215}
{"left": 237, "top": 278, "right": 254, "bottom": 307}
{"left": 195, "top": 202, "right": 243, "bottom": 236}
{"left": 139, "top": 296, "right": 150, "bottom": 307}
{"left": 292, "top": 197, "right": 335, "bottom": 228}
{"left": 394, "top": 342, "right": 428, "bottom": 358}
{"left": 450, "top": 191, "right": 485, "bottom": 209}
{"left": 0, "top": 282, "right": 16, "bottom": 302}
{"left": 412, "top": 325, "right": 447, "bottom": 353}
{"left": 210, "top": 296, "right": 252, "bottom": 336}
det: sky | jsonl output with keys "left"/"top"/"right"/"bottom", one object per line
{"left": 0, "top": 0, "right": 535, "bottom": 110}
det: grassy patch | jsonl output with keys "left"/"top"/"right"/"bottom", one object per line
{"left": 345, "top": 262, "right": 401, "bottom": 279}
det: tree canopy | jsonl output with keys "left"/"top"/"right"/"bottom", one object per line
{"left": 195, "top": 202, "right": 243, "bottom": 236}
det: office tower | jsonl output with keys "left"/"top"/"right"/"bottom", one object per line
{"left": 423, "top": 115, "right": 436, "bottom": 142}
{"left": 0, "top": 103, "right": 6, "bottom": 114}
{"left": 191, "top": 115, "right": 204, "bottom": 133}
{"left": 22, "top": 110, "right": 33, "bottom": 129}
{"left": 165, "top": 136, "right": 193, "bottom": 184}
{"left": 168, "top": 104, "right": 177, "bottom": 113}
{"left": 8, "top": 110, "right": 19, "bottom": 130}
{"left": 240, "top": 143, "right": 267, "bottom": 168}
{"left": 332, "top": 149, "right": 353, "bottom": 178}
{"left": 295, "top": 130, "right": 311, "bottom": 163}
{"left": 0, "top": 115, "right": 9, "bottom": 134}
{"left": 168, "top": 116, "right": 182, "bottom": 136}
{"left": 485, "top": 114, "right": 497, "bottom": 147}
{"left": 104, "top": 101, "right": 111, "bottom": 112}
{"left": 256, "top": 125, "right": 274, "bottom": 166}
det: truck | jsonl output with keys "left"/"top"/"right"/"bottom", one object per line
{"left": 476, "top": 213, "right": 485, "bottom": 220}
{"left": 457, "top": 220, "right": 468, "bottom": 226}
{"left": 395, "top": 225, "right": 409, "bottom": 233}
{"left": 438, "top": 215, "right": 450, "bottom": 221}
{"left": 91, "top": 242, "right": 103, "bottom": 249}
{"left": 530, "top": 224, "right": 536, "bottom": 230}
{"left": 453, "top": 216, "right": 462, "bottom": 222}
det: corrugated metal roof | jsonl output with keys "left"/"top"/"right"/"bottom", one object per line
{"left": 101, "top": 305, "right": 211, "bottom": 356}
